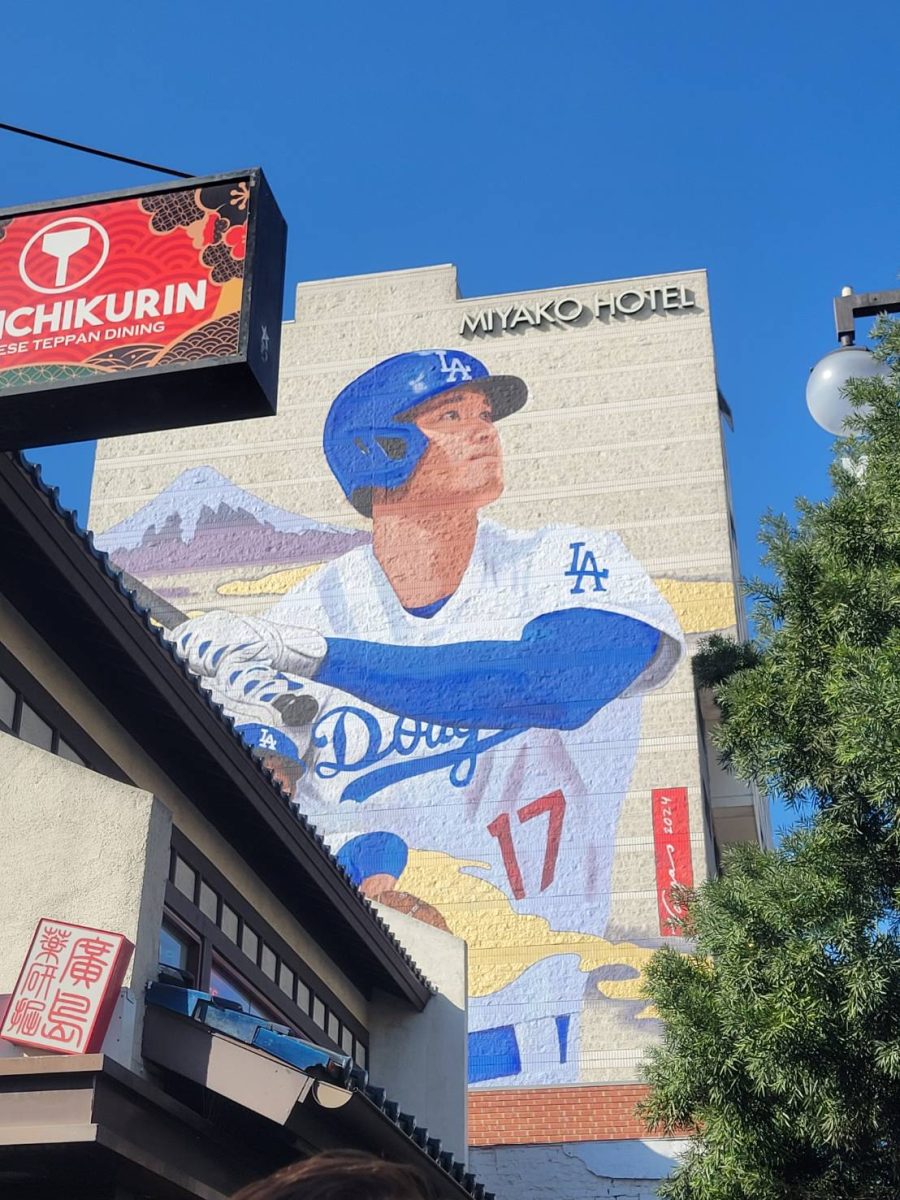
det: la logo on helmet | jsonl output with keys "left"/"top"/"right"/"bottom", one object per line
{"left": 433, "top": 350, "right": 473, "bottom": 383}
{"left": 19, "top": 217, "right": 110, "bottom": 294}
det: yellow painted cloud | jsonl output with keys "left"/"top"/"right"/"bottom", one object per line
{"left": 654, "top": 578, "right": 736, "bottom": 633}
{"left": 217, "top": 564, "right": 324, "bottom": 597}
{"left": 398, "top": 849, "right": 656, "bottom": 1014}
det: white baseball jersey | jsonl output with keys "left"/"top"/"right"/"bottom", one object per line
{"left": 262, "top": 518, "right": 683, "bottom": 939}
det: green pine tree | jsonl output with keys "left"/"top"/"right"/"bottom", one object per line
{"left": 640, "top": 317, "right": 900, "bottom": 1200}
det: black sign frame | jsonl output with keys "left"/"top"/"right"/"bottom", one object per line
{"left": 0, "top": 168, "right": 286, "bottom": 449}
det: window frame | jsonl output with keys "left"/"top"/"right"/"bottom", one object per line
{"left": 159, "top": 910, "right": 202, "bottom": 983}
{"left": 208, "top": 954, "right": 287, "bottom": 1023}
{"left": 0, "top": 640, "right": 126, "bottom": 780}
{"left": 165, "top": 829, "right": 369, "bottom": 1065}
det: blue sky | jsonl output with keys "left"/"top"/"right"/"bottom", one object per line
{"left": 4, "top": 1, "right": 898, "bottom": 838}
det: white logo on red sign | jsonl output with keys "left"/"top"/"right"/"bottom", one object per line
{"left": 18, "top": 216, "right": 110, "bottom": 294}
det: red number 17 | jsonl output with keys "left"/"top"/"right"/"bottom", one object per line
{"left": 487, "top": 789, "right": 566, "bottom": 900}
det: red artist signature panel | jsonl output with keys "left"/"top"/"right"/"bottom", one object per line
{"left": 651, "top": 787, "right": 694, "bottom": 936}
{"left": 0, "top": 918, "right": 133, "bottom": 1053}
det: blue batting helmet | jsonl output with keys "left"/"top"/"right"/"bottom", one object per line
{"left": 323, "top": 349, "right": 527, "bottom": 515}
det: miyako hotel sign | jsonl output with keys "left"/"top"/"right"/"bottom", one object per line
{"left": 459, "top": 283, "right": 695, "bottom": 336}
{"left": 0, "top": 170, "right": 286, "bottom": 449}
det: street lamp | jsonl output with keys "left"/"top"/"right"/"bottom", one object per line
{"left": 806, "top": 286, "right": 898, "bottom": 435}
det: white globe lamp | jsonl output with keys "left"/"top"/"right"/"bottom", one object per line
{"left": 806, "top": 345, "right": 890, "bottom": 436}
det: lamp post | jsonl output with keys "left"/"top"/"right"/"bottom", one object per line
{"left": 806, "top": 286, "right": 899, "bottom": 434}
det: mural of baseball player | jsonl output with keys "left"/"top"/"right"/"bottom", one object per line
{"left": 172, "top": 349, "right": 684, "bottom": 1087}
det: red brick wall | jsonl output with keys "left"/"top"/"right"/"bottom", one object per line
{"left": 469, "top": 1083, "right": 656, "bottom": 1145}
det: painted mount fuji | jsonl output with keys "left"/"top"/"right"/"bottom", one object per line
{"left": 95, "top": 465, "right": 370, "bottom": 575}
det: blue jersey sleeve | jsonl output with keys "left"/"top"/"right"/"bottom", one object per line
{"left": 316, "top": 608, "right": 661, "bottom": 730}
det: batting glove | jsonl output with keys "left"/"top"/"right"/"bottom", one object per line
{"left": 171, "top": 612, "right": 327, "bottom": 681}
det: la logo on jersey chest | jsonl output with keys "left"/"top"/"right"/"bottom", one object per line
{"left": 565, "top": 541, "right": 609, "bottom": 594}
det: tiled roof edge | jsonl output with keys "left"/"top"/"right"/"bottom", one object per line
{"left": 11, "top": 451, "right": 435, "bottom": 995}
{"left": 363, "top": 1081, "right": 489, "bottom": 1198}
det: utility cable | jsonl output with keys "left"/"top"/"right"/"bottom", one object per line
{"left": 0, "top": 122, "right": 192, "bottom": 179}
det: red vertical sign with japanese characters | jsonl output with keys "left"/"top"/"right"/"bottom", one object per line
{"left": 0, "top": 918, "right": 133, "bottom": 1053}
{"left": 651, "top": 787, "right": 694, "bottom": 936}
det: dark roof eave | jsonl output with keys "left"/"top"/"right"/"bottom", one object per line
{"left": 0, "top": 451, "right": 431, "bottom": 1008}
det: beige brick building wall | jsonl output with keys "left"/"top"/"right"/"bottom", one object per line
{"left": 89, "top": 264, "right": 763, "bottom": 1107}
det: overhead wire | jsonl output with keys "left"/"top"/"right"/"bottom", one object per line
{"left": 0, "top": 121, "right": 192, "bottom": 179}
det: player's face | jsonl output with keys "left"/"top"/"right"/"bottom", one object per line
{"left": 383, "top": 388, "right": 503, "bottom": 513}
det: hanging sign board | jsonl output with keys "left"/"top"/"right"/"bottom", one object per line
{"left": 0, "top": 917, "right": 134, "bottom": 1054}
{"left": 0, "top": 168, "right": 286, "bottom": 448}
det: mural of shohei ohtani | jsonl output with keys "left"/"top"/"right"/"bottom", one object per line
{"left": 173, "top": 349, "right": 684, "bottom": 1087}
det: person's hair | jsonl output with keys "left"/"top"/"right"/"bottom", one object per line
{"left": 231, "top": 1150, "right": 430, "bottom": 1200}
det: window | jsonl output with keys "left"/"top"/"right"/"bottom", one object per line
{"left": 160, "top": 924, "right": 188, "bottom": 971}
{"left": 173, "top": 855, "right": 197, "bottom": 902}
{"left": 296, "top": 979, "right": 311, "bottom": 1012}
{"left": 19, "top": 702, "right": 53, "bottom": 751}
{"left": 0, "top": 677, "right": 15, "bottom": 728}
{"left": 278, "top": 962, "right": 295, "bottom": 999}
{"left": 0, "top": 657, "right": 108, "bottom": 775}
{"left": 240, "top": 924, "right": 259, "bottom": 965}
{"left": 198, "top": 881, "right": 219, "bottom": 922}
{"left": 57, "top": 738, "right": 86, "bottom": 766}
{"left": 260, "top": 944, "right": 277, "bottom": 981}
{"left": 209, "top": 960, "right": 282, "bottom": 1022}
{"left": 164, "top": 836, "right": 369, "bottom": 1063}
{"left": 221, "top": 903, "right": 239, "bottom": 943}
{"left": 158, "top": 915, "right": 199, "bottom": 984}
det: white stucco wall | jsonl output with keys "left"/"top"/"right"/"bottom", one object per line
{"left": 369, "top": 902, "right": 468, "bottom": 1163}
{"left": 0, "top": 731, "right": 170, "bottom": 1070}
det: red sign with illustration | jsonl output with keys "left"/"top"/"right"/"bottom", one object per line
{"left": 0, "top": 180, "right": 248, "bottom": 388}
{"left": 0, "top": 918, "right": 133, "bottom": 1053}
{"left": 651, "top": 787, "right": 694, "bottom": 936}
